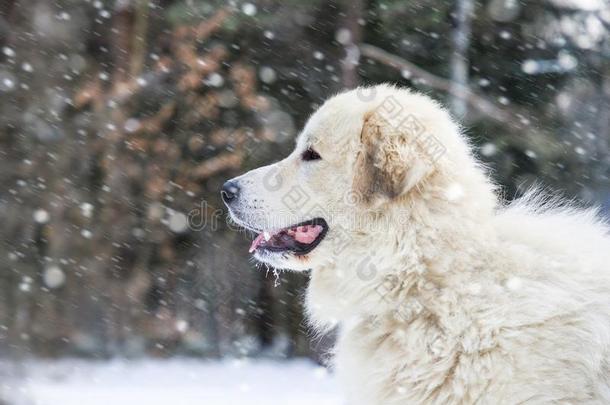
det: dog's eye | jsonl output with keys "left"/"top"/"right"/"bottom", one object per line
{"left": 302, "top": 148, "right": 321, "bottom": 162}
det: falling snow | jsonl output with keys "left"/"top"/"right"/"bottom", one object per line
{"left": 42, "top": 265, "right": 66, "bottom": 289}
{"left": 0, "top": 2, "right": 609, "bottom": 403}
{"left": 33, "top": 209, "right": 50, "bottom": 224}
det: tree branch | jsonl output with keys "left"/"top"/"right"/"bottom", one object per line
{"left": 360, "top": 43, "right": 537, "bottom": 129}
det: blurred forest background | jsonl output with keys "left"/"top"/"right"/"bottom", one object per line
{"left": 0, "top": 0, "right": 609, "bottom": 374}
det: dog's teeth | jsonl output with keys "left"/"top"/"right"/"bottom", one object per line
{"left": 263, "top": 232, "right": 271, "bottom": 241}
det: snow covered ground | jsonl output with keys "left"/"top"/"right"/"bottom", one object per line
{"left": 2, "top": 358, "right": 344, "bottom": 405}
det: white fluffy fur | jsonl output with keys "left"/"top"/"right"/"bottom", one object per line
{"left": 227, "top": 84, "right": 610, "bottom": 404}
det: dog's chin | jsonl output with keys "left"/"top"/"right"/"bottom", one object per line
{"left": 252, "top": 249, "right": 313, "bottom": 271}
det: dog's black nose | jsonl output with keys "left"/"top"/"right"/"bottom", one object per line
{"left": 221, "top": 180, "right": 240, "bottom": 204}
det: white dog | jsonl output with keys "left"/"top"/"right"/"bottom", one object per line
{"left": 222, "top": 84, "right": 610, "bottom": 404}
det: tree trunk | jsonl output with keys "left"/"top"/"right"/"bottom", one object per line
{"left": 449, "top": 0, "right": 474, "bottom": 118}
{"left": 341, "top": 0, "right": 364, "bottom": 89}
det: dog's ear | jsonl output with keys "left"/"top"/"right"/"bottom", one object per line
{"left": 352, "top": 110, "right": 432, "bottom": 206}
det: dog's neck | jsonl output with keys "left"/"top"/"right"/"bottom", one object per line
{"left": 306, "top": 170, "right": 498, "bottom": 332}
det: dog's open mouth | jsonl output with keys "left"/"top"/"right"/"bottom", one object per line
{"left": 249, "top": 218, "right": 328, "bottom": 256}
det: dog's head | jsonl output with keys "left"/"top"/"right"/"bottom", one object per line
{"left": 221, "top": 84, "right": 487, "bottom": 271}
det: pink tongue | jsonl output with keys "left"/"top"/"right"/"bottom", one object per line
{"left": 292, "top": 225, "right": 323, "bottom": 244}
{"left": 248, "top": 225, "right": 323, "bottom": 253}
{"left": 249, "top": 230, "right": 278, "bottom": 253}
{"left": 249, "top": 234, "right": 265, "bottom": 253}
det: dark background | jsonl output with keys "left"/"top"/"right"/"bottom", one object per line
{"left": 0, "top": 0, "right": 608, "bottom": 367}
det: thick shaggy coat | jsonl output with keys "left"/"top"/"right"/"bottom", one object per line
{"left": 224, "top": 84, "right": 610, "bottom": 404}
